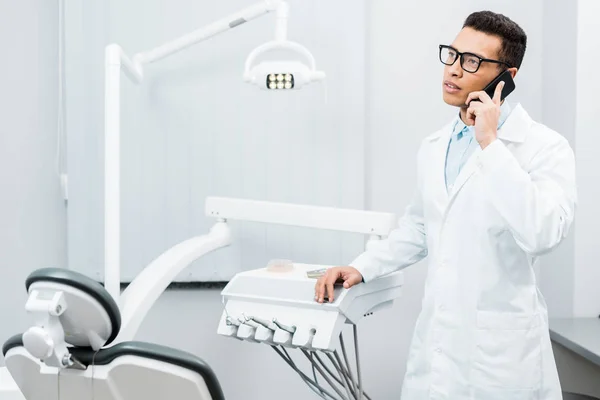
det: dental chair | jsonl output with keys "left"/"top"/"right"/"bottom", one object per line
{"left": 2, "top": 267, "right": 225, "bottom": 400}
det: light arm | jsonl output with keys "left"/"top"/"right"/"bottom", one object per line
{"left": 103, "top": 1, "right": 289, "bottom": 305}
{"left": 114, "top": 222, "right": 232, "bottom": 343}
{"left": 103, "top": 45, "right": 137, "bottom": 303}
{"left": 106, "top": 45, "right": 143, "bottom": 83}
{"left": 134, "top": 0, "right": 287, "bottom": 66}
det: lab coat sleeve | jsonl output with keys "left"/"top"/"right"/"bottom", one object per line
{"left": 477, "top": 135, "right": 577, "bottom": 256}
{"left": 349, "top": 189, "right": 428, "bottom": 282}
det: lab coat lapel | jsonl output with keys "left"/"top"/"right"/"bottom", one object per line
{"left": 444, "top": 103, "right": 529, "bottom": 211}
{"left": 426, "top": 122, "right": 453, "bottom": 215}
{"left": 447, "top": 145, "right": 481, "bottom": 204}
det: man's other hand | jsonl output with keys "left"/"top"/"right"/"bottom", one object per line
{"left": 314, "top": 266, "right": 363, "bottom": 303}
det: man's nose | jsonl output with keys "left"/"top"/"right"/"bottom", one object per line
{"left": 447, "top": 57, "right": 463, "bottom": 77}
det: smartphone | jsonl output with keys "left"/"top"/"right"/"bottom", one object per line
{"left": 481, "top": 69, "right": 515, "bottom": 101}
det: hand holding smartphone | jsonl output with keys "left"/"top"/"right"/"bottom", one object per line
{"left": 469, "top": 69, "right": 515, "bottom": 104}
{"left": 464, "top": 69, "right": 516, "bottom": 145}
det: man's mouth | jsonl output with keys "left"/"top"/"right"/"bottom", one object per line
{"left": 444, "top": 81, "right": 461, "bottom": 93}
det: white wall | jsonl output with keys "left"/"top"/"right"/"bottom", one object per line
{"left": 0, "top": 0, "right": 67, "bottom": 364}
{"left": 538, "top": 0, "right": 578, "bottom": 319}
{"left": 65, "top": 0, "right": 367, "bottom": 283}
{"left": 573, "top": 0, "right": 600, "bottom": 319}
{"left": 537, "top": 0, "right": 600, "bottom": 320}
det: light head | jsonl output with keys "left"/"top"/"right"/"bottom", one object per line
{"left": 244, "top": 40, "right": 325, "bottom": 90}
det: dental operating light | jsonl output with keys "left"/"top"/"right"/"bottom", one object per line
{"left": 103, "top": 0, "right": 325, "bottom": 304}
{"left": 244, "top": 43, "right": 326, "bottom": 90}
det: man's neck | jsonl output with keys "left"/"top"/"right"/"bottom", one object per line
{"left": 459, "top": 106, "right": 469, "bottom": 126}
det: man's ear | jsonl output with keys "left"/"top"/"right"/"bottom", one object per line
{"left": 508, "top": 67, "right": 518, "bottom": 79}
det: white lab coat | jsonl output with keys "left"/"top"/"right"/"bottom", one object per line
{"left": 351, "top": 103, "right": 577, "bottom": 400}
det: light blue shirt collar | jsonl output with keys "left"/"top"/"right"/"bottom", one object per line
{"left": 451, "top": 100, "right": 512, "bottom": 139}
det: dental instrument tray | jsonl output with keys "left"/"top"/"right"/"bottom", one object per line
{"left": 217, "top": 263, "right": 403, "bottom": 399}
{"left": 217, "top": 263, "right": 403, "bottom": 351}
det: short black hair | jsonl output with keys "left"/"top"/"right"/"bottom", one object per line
{"left": 463, "top": 11, "right": 527, "bottom": 69}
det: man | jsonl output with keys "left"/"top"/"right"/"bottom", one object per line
{"left": 315, "top": 10, "right": 576, "bottom": 400}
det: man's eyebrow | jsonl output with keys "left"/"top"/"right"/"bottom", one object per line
{"left": 471, "top": 51, "right": 489, "bottom": 59}
{"left": 466, "top": 50, "right": 490, "bottom": 59}
{"left": 451, "top": 45, "right": 488, "bottom": 59}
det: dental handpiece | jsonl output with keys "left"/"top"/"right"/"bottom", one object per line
{"left": 239, "top": 314, "right": 261, "bottom": 328}
{"left": 248, "top": 316, "right": 277, "bottom": 331}
{"left": 272, "top": 318, "right": 297, "bottom": 334}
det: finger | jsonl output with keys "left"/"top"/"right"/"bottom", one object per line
{"left": 465, "top": 91, "right": 483, "bottom": 106}
{"left": 325, "top": 281, "right": 334, "bottom": 302}
{"left": 314, "top": 278, "right": 321, "bottom": 301}
{"left": 325, "top": 272, "right": 338, "bottom": 303}
{"left": 466, "top": 106, "right": 477, "bottom": 126}
{"left": 466, "top": 90, "right": 493, "bottom": 106}
{"left": 342, "top": 273, "right": 363, "bottom": 288}
{"left": 493, "top": 81, "right": 505, "bottom": 105}
{"left": 467, "top": 101, "right": 484, "bottom": 117}
{"left": 316, "top": 275, "right": 326, "bottom": 303}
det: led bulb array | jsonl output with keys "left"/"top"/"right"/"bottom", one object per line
{"left": 267, "top": 73, "right": 294, "bottom": 89}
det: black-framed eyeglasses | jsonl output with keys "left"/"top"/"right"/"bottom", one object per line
{"left": 439, "top": 44, "right": 511, "bottom": 73}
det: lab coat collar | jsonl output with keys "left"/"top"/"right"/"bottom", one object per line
{"left": 495, "top": 103, "right": 531, "bottom": 143}
{"left": 426, "top": 102, "right": 530, "bottom": 143}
